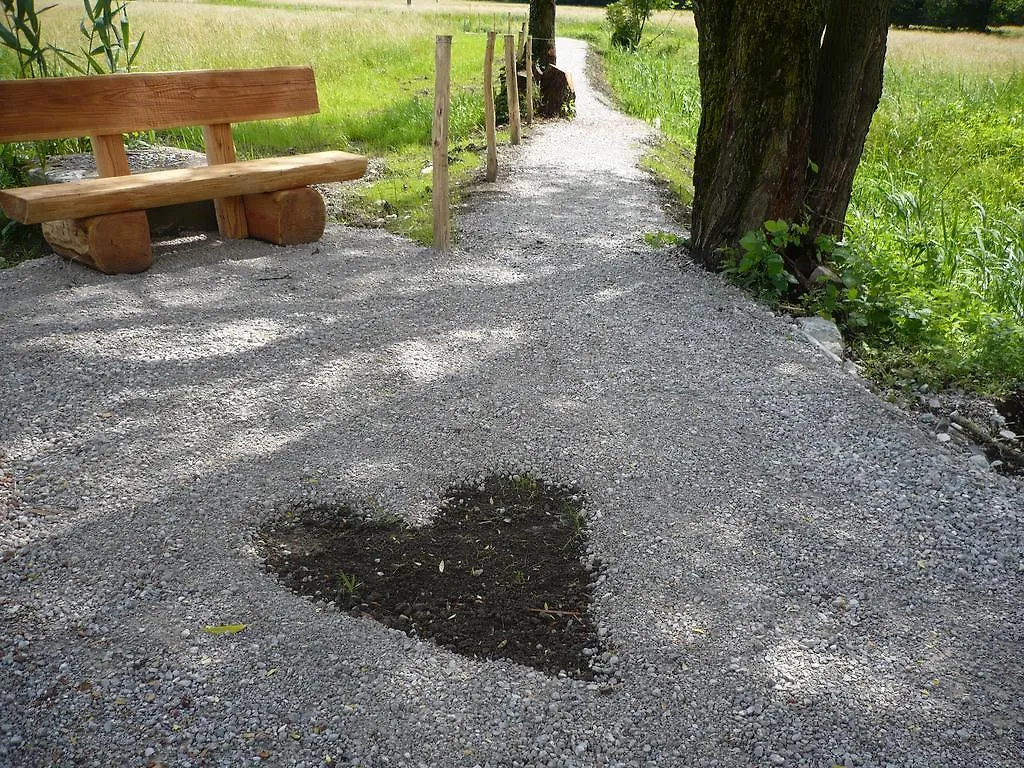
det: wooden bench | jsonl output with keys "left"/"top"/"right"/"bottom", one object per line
{"left": 0, "top": 67, "right": 367, "bottom": 274}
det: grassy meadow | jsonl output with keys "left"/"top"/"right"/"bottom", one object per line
{"left": 1, "top": 0, "right": 538, "bottom": 243}
{"left": 602, "top": 17, "right": 1024, "bottom": 395}
{"left": 2, "top": 0, "right": 1022, "bottom": 395}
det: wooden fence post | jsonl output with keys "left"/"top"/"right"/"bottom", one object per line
{"left": 432, "top": 35, "right": 452, "bottom": 250}
{"left": 484, "top": 31, "right": 498, "bottom": 182}
{"left": 525, "top": 35, "right": 534, "bottom": 125}
{"left": 504, "top": 34, "right": 521, "bottom": 146}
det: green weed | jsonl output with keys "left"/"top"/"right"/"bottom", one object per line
{"left": 335, "top": 570, "right": 362, "bottom": 597}
{"left": 643, "top": 230, "right": 684, "bottom": 248}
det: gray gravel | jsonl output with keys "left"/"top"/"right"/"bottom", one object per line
{"left": 2, "top": 39, "right": 1022, "bottom": 768}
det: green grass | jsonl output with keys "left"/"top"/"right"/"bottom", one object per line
{"left": 600, "top": 21, "right": 1024, "bottom": 395}
{"left": 1, "top": 0, "right": 537, "bottom": 250}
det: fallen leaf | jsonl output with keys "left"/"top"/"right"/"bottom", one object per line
{"left": 202, "top": 623, "right": 247, "bottom": 636}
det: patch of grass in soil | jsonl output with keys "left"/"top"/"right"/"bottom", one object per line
{"left": 257, "top": 474, "right": 601, "bottom": 678}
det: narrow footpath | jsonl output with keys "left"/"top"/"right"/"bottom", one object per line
{"left": 0, "top": 39, "right": 1020, "bottom": 768}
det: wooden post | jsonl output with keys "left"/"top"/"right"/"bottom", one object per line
{"left": 517, "top": 21, "right": 526, "bottom": 58}
{"left": 504, "top": 34, "right": 521, "bottom": 146}
{"left": 432, "top": 35, "right": 452, "bottom": 251}
{"left": 483, "top": 31, "right": 498, "bottom": 182}
{"left": 89, "top": 134, "right": 130, "bottom": 177}
{"left": 525, "top": 35, "right": 534, "bottom": 125}
{"left": 202, "top": 122, "right": 249, "bottom": 239}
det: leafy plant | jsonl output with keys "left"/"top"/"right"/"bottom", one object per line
{"left": 1, "top": 0, "right": 142, "bottom": 78}
{"left": 643, "top": 230, "right": 684, "bottom": 248}
{"left": 509, "top": 473, "right": 540, "bottom": 499}
{"left": 336, "top": 570, "right": 362, "bottom": 597}
{"left": 722, "top": 219, "right": 803, "bottom": 302}
{"left": 0, "top": 144, "right": 47, "bottom": 268}
{"left": 77, "top": 0, "right": 144, "bottom": 74}
{"left": 1, "top": 0, "right": 67, "bottom": 78}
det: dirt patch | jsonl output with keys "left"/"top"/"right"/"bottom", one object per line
{"left": 256, "top": 475, "right": 601, "bottom": 677}
{"left": 997, "top": 389, "right": 1024, "bottom": 433}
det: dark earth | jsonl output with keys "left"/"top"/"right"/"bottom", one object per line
{"left": 989, "top": 388, "right": 1024, "bottom": 474}
{"left": 256, "top": 475, "right": 601, "bottom": 678}
{"left": 998, "top": 389, "right": 1023, "bottom": 434}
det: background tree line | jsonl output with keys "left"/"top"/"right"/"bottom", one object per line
{"left": 890, "top": 0, "right": 1024, "bottom": 29}
{"left": 554, "top": 0, "right": 1024, "bottom": 30}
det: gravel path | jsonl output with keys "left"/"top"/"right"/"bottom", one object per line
{"left": 2, "top": 39, "right": 1022, "bottom": 768}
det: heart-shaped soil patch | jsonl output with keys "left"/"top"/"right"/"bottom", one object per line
{"left": 257, "top": 474, "right": 600, "bottom": 677}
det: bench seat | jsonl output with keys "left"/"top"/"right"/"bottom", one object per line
{"left": 0, "top": 66, "right": 368, "bottom": 274}
{"left": 0, "top": 151, "right": 367, "bottom": 225}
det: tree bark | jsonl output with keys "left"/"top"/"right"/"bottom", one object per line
{"left": 529, "top": 0, "right": 557, "bottom": 70}
{"left": 807, "top": 0, "right": 890, "bottom": 237}
{"left": 690, "top": 0, "right": 889, "bottom": 271}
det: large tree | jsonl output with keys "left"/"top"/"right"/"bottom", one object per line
{"left": 689, "top": 0, "right": 890, "bottom": 273}
{"left": 529, "top": 0, "right": 557, "bottom": 70}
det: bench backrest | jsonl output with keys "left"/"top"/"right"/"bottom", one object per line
{"left": 0, "top": 66, "right": 319, "bottom": 143}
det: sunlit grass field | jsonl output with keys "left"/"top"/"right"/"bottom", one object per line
{"left": 3, "top": 0, "right": 539, "bottom": 243}
{"left": 602, "top": 17, "right": 1024, "bottom": 394}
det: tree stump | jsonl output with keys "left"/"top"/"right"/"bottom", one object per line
{"left": 539, "top": 65, "right": 575, "bottom": 119}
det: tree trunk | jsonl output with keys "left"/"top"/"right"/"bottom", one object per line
{"left": 807, "top": 0, "right": 890, "bottom": 237}
{"left": 690, "top": 0, "right": 889, "bottom": 271}
{"left": 529, "top": 0, "right": 557, "bottom": 70}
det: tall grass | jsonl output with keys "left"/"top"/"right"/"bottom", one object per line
{"left": 602, "top": 21, "right": 1024, "bottom": 394}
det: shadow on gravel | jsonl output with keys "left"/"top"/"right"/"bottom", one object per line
{"left": 256, "top": 474, "right": 601, "bottom": 677}
{"left": 2, "top": 146, "right": 1022, "bottom": 765}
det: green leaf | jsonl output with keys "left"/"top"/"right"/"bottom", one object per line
{"left": 0, "top": 25, "right": 19, "bottom": 48}
{"left": 126, "top": 31, "right": 143, "bottom": 68}
{"left": 202, "top": 623, "right": 248, "bottom": 635}
{"left": 738, "top": 230, "right": 762, "bottom": 252}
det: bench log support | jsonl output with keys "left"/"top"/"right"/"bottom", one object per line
{"left": 42, "top": 212, "right": 153, "bottom": 274}
{"left": 39, "top": 133, "right": 152, "bottom": 273}
{"left": 244, "top": 187, "right": 326, "bottom": 245}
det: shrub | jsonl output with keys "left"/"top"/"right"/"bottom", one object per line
{"left": 606, "top": 0, "right": 677, "bottom": 51}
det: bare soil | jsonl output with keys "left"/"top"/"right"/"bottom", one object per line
{"left": 256, "top": 475, "right": 601, "bottom": 678}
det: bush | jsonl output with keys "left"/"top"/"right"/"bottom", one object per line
{"left": 991, "top": 0, "right": 1024, "bottom": 24}
{"left": 606, "top": 0, "right": 677, "bottom": 51}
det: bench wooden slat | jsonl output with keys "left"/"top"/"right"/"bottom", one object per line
{"left": 0, "top": 151, "right": 367, "bottom": 225}
{"left": 0, "top": 67, "right": 319, "bottom": 142}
